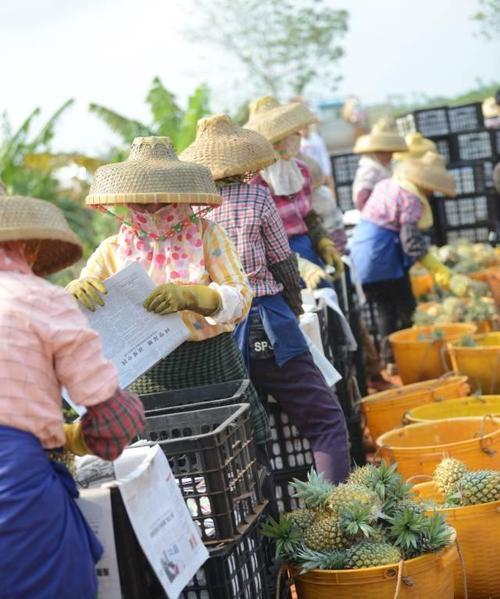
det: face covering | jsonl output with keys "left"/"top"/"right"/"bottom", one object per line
{"left": 260, "top": 134, "right": 305, "bottom": 195}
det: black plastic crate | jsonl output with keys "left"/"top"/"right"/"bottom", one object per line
{"left": 273, "top": 468, "right": 309, "bottom": 513}
{"left": 431, "top": 135, "right": 452, "bottom": 164}
{"left": 446, "top": 161, "right": 495, "bottom": 196}
{"left": 140, "top": 379, "right": 251, "bottom": 416}
{"left": 140, "top": 404, "right": 263, "bottom": 544}
{"left": 448, "top": 103, "right": 484, "bottom": 133}
{"left": 450, "top": 129, "right": 497, "bottom": 161}
{"left": 361, "top": 299, "right": 381, "bottom": 350}
{"left": 331, "top": 152, "right": 359, "bottom": 185}
{"left": 443, "top": 226, "right": 494, "bottom": 244}
{"left": 435, "top": 193, "right": 498, "bottom": 228}
{"left": 398, "top": 106, "right": 450, "bottom": 137}
{"left": 181, "top": 507, "right": 270, "bottom": 599}
{"left": 335, "top": 183, "right": 355, "bottom": 212}
{"left": 395, "top": 113, "right": 416, "bottom": 137}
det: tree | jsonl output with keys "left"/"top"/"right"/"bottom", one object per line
{"left": 472, "top": 0, "right": 500, "bottom": 40}
{"left": 186, "top": 0, "right": 348, "bottom": 99}
{"left": 89, "top": 77, "right": 210, "bottom": 154}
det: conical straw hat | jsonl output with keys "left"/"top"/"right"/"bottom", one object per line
{"left": 86, "top": 136, "right": 222, "bottom": 206}
{"left": 353, "top": 119, "right": 407, "bottom": 154}
{"left": 244, "top": 96, "right": 318, "bottom": 144}
{"left": 393, "top": 132, "right": 438, "bottom": 161}
{"left": 0, "top": 195, "right": 82, "bottom": 275}
{"left": 396, "top": 151, "right": 456, "bottom": 197}
{"left": 180, "top": 114, "right": 277, "bottom": 180}
{"left": 482, "top": 96, "right": 500, "bottom": 119}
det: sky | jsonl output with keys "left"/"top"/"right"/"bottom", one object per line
{"left": 0, "top": 0, "right": 498, "bottom": 155}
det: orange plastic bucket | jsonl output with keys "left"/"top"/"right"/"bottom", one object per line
{"left": 292, "top": 541, "right": 457, "bottom": 599}
{"left": 389, "top": 324, "right": 477, "bottom": 384}
{"left": 410, "top": 272, "right": 434, "bottom": 299}
{"left": 405, "top": 395, "right": 500, "bottom": 424}
{"left": 413, "top": 481, "right": 500, "bottom": 599}
{"left": 486, "top": 268, "right": 500, "bottom": 310}
{"left": 448, "top": 332, "right": 500, "bottom": 394}
{"left": 376, "top": 417, "right": 500, "bottom": 479}
{"left": 361, "top": 376, "right": 470, "bottom": 440}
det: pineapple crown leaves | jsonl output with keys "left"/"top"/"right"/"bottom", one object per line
{"left": 261, "top": 515, "right": 302, "bottom": 560}
{"left": 366, "top": 461, "right": 410, "bottom": 502}
{"left": 291, "top": 469, "right": 335, "bottom": 509}
{"left": 420, "top": 513, "right": 452, "bottom": 553}
{"left": 387, "top": 505, "right": 428, "bottom": 552}
{"left": 295, "top": 545, "right": 346, "bottom": 574}
{"left": 338, "top": 501, "right": 379, "bottom": 540}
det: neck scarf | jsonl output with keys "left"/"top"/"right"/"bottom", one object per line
{"left": 394, "top": 172, "right": 434, "bottom": 230}
{"left": 260, "top": 158, "right": 305, "bottom": 196}
{"left": 0, "top": 242, "right": 32, "bottom": 275}
{"left": 116, "top": 204, "right": 206, "bottom": 284}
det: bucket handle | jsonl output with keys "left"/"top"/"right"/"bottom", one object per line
{"left": 455, "top": 538, "right": 469, "bottom": 599}
{"left": 489, "top": 351, "right": 500, "bottom": 394}
{"left": 388, "top": 559, "right": 415, "bottom": 599}
{"left": 401, "top": 411, "right": 411, "bottom": 425}
{"left": 473, "top": 414, "right": 497, "bottom": 456}
{"left": 406, "top": 474, "right": 433, "bottom": 485}
{"left": 372, "top": 444, "right": 394, "bottom": 464}
{"left": 275, "top": 564, "right": 291, "bottom": 599}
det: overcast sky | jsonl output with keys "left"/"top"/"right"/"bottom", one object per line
{"left": 1, "top": 0, "right": 498, "bottom": 155}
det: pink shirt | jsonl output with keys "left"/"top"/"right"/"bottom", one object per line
{"left": 0, "top": 271, "right": 118, "bottom": 449}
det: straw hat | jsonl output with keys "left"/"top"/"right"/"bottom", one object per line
{"left": 396, "top": 151, "right": 456, "bottom": 197}
{"left": 353, "top": 120, "right": 407, "bottom": 154}
{"left": 482, "top": 97, "right": 500, "bottom": 119}
{"left": 244, "top": 96, "right": 318, "bottom": 144}
{"left": 393, "top": 133, "right": 438, "bottom": 161}
{"left": 86, "top": 136, "right": 222, "bottom": 206}
{"left": 298, "top": 153, "right": 324, "bottom": 190}
{"left": 180, "top": 114, "right": 276, "bottom": 180}
{"left": 0, "top": 195, "right": 82, "bottom": 275}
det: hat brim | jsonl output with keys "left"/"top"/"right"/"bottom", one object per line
{"left": 400, "top": 165, "right": 456, "bottom": 197}
{"left": 86, "top": 191, "right": 222, "bottom": 207}
{"left": 245, "top": 103, "right": 318, "bottom": 144}
{"left": 353, "top": 133, "right": 407, "bottom": 154}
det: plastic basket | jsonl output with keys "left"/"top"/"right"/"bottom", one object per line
{"left": 443, "top": 226, "right": 493, "bottom": 244}
{"left": 447, "top": 103, "right": 484, "bottom": 133}
{"left": 140, "top": 404, "right": 263, "bottom": 544}
{"left": 377, "top": 417, "right": 500, "bottom": 479}
{"left": 335, "top": 183, "right": 355, "bottom": 212}
{"left": 331, "top": 152, "right": 359, "bottom": 185}
{"left": 292, "top": 541, "right": 457, "bottom": 599}
{"left": 446, "top": 161, "right": 495, "bottom": 195}
{"left": 448, "top": 332, "right": 500, "bottom": 393}
{"left": 434, "top": 193, "right": 497, "bottom": 229}
{"left": 431, "top": 135, "right": 452, "bottom": 164}
{"left": 410, "top": 272, "right": 434, "bottom": 299}
{"left": 139, "top": 379, "right": 251, "bottom": 416}
{"left": 361, "top": 375, "right": 470, "bottom": 440}
{"left": 413, "top": 481, "right": 500, "bottom": 599}
{"left": 273, "top": 468, "right": 308, "bottom": 513}
{"left": 389, "top": 324, "right": 477, "bottom": 384}
{"left": 396, "top": 113, "right": 417, "bottom": 136}
{"left": 405, "top": 394, "right": 500, "bottom": 424}
{"left": 182, "top": 506, "right": 270, "bottom": 599}
{"left": 451, "top": 129, "right": 496, "bottom": 161}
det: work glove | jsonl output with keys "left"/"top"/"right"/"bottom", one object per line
{"left": 419, "top": 252, "right": 453, "bottom": 288}
{"left": 66, "top": 277, "right": 107, "bottom": 312}
{"left": 144, "top": 283, "right": 222, "bottom": 316}
{"left": 297, "top": 255, "right": 332, "bottom": 290}
{"left": 317, "top": 237, "right": 344, "bottom": 280}
{"left": 63, "top": 422, "right": 89, "bottom": 456}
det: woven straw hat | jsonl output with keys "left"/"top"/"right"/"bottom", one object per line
{"left": 393, "top": 132, "right": 438, "bottom": 161}
{"left": 396, "top": 151, "right": 456, "bottom": 197}
{"left": 482, "top": 97, "right": 500, "bottom": 119}
{"left": 244, "top": 96, "right": 318, "bottom": 144}
{"left": 180, "top": 114, "right": 276, "bottom": 180}
{"left": 298, "top": 152, "right": 324, "bottom": 190}
{"left": 0, "top": 195, "right": 82, "bottom": 275}
{"left": 86, "top": 136, "right": 222, "bottom": 206}
{"left": 353, "top": 119, "right": 407, "bottom": 154}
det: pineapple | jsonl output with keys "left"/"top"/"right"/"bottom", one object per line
{"left": 457, "top": 470, "right": 500, "bottom": 506}
{"left": 326, "top": 483, "right": 381, "bottom": 515}
{"left": 291, "top": 469, "right": 335, "bottom": 510}
{"left": 284, "top": 508, "right": 317, "bottom": 533}
{"left": 344, "top": 542, "right": 401, "bottom": 569}
{"left": 434, "top": 458, "right": 468, "bottom": 496}
{"left": 295, "top": 546, "right": 346, "bottom": 573}
{"left": 348, "top": 464, "right": 377, "bottom": 487}
{"left": 304, "top": 513, "right": 346, "bottom": 552}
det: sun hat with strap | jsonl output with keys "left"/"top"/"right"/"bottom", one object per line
{"left": 353, "top": 119, "right": 408, "bottom": 154}
{"left": 393, "top": 132, "right": 438, "bottom": 161}
{"left": 86, "top": 136, "right": 222, "bottom": 206}
{"left": 244, "top": 96, "right": 318, "bottom": 144}
{"left": 180, "top": 114, "right": 277, "bottom": 180}
{"left": 395, "top": 151, "right": 456, "bottom": 197}
{"left": 0, "top": 194, "right": 82, "bottom": 275}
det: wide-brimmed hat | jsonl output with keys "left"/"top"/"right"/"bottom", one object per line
{"left": 482, "top": 96, "right": 500, "bottom": 119}
{"left": 180, "top": 114, "right": 277, "bottom": 180}
{"left": 298, "top": 152, "right": 324, "bottom": 190}
{"left": 353, "top": 120, "right": 407, "bottom": 154}
{"left": 393, "top": 133, "right": 438, "bottom": 161}
{"left": 396, "top": 151, "right": 456, "bottom": 197}
{"left": 0, "top": 194, "right": 82, "bottom": 275}
{"left": 244, "top": 96, "right": 318, "bottom": 144}
{"left": 86, "top": 136, "right": 222, "bottom": 206}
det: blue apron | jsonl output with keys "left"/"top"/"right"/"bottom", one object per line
{"left": 350, "top": 219, "right": 413, "bottom": 285}
{"left": 234, "top": 294, "right": 309, "bottom": 368}
{"left": 0, "top": 425, "right": 103, "bottom": 599}
{"left": 289, "top": 234, "right": 334, "bottom": 289}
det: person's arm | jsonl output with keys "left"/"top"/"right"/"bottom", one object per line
{"left": 304, "top": 209, "right": 344, "bottom": 279}
{"left": 353, "top": 188, "right": 372, "bottom": 211}
{"left": 269, "top": 255, "right": 304, "bottom": 315}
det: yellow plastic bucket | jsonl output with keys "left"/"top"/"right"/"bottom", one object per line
{"left": 361, "top": 376, "right": 470, "bottom": 440}
{"left": 448, "top": 332, "right": 500, "bottom": 394}
{"left": 389, "top": 324, "right": 477, "bottom": 384}
{"left": 413, "top": 481, "right": 500, "bottom": 599}
{"left": 376, "top": 417, "right": 500, "bottom": 479}
{"left": 292, "top": 541, "right": 457, "bottom": 599}
{"left": 405, "top": 395, "right": 500, "bottom": 424}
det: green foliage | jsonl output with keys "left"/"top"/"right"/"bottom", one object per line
{"left": 472, "top": 0, "right": 500, "bottom": 40}
{"left": 261, "top": 514, "right": 303, "bottom": 560}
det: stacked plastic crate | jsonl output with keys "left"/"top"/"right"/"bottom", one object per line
{"left": 396, "top": 103, "right": 499, "bottom": 245}
{"left": 330, "top": 151, "right": 360, "bottom": 213}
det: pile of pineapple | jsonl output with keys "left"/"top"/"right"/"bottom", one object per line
{"left": 435, "top": 241, "right": 498, "bottom": 275}
{"left": 413, "top": 296, "right": 496, "bottom": 327}
{"left": 432, "top": 457, "right": 500, "bottom": 507}
{"left": 263, "top": 462, "right": 452, "bottom": 573}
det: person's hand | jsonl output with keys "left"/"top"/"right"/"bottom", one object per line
{"left": 63, "top": 422, "right": 89, "bottom": 456}
{"left": 66, "top": 277, "right": 107, "bottom": 311}
{"left": 297, "top": 256, "right": 332, "bottom": 289}
{"left": 317, "top": 237, "right": 344, "bottom": 280}
{"left": 144, "top": 283, "right": 222, "bottom": 316}
{"left": 419, "top": 253, "right": 452, "bottom": 287}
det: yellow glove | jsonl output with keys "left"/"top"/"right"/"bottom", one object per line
{"left": 419, "top": 253, "right": 453, "bottom": 288}
{"left": 63, "top": 422, "right": 89, "bottom": 456}
{"left": 317, "top": 237, "right": 344, "bottom": 280}
{"left": 297, "top": 255, "right": 332, "bottom": 290}
{"left": 66, "top": 277, "right": 107, "bottom": 312}
{"left": 144, "top": 283, "right": 222, "bottom": 316}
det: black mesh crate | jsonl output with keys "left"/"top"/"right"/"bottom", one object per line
{"left": 273, "top": 468, "right": 309, "bottom": 513}
{"left": 450, "top": 129, "right": 497, "bottom": 161}
{"left": 140, "top": 404, "right": 263, "bottom": 544}
{"left": 434, "top": 193, "right": 498, "bottom": 229}
{"left": 140, "top": 379, "right": 251, "bottom": 416}
{"left": 331, "top": 152, "right": 359, "bottom": 185}
{"left": 395, "top": 113, "right": 416, "bottom": 137}
{"left": 430, "top": 135, "right": 452, "bottom": 164}
{"left": 446, "top": 161, "right": 495, "bottom": 196}
{"left": 443, "top": 226, "right": 494, "bottom": 244}
{"left": 335, "top": 183, "right": 355, "bottom": 212}
{"left": 448, "top": 103, "right": 484, "bottom": 133}
{"left": 397, "top": 106, "right": 450, "bottom": 137}
{"left": 181, "top": 507, "right": 270, "bottom": 599}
